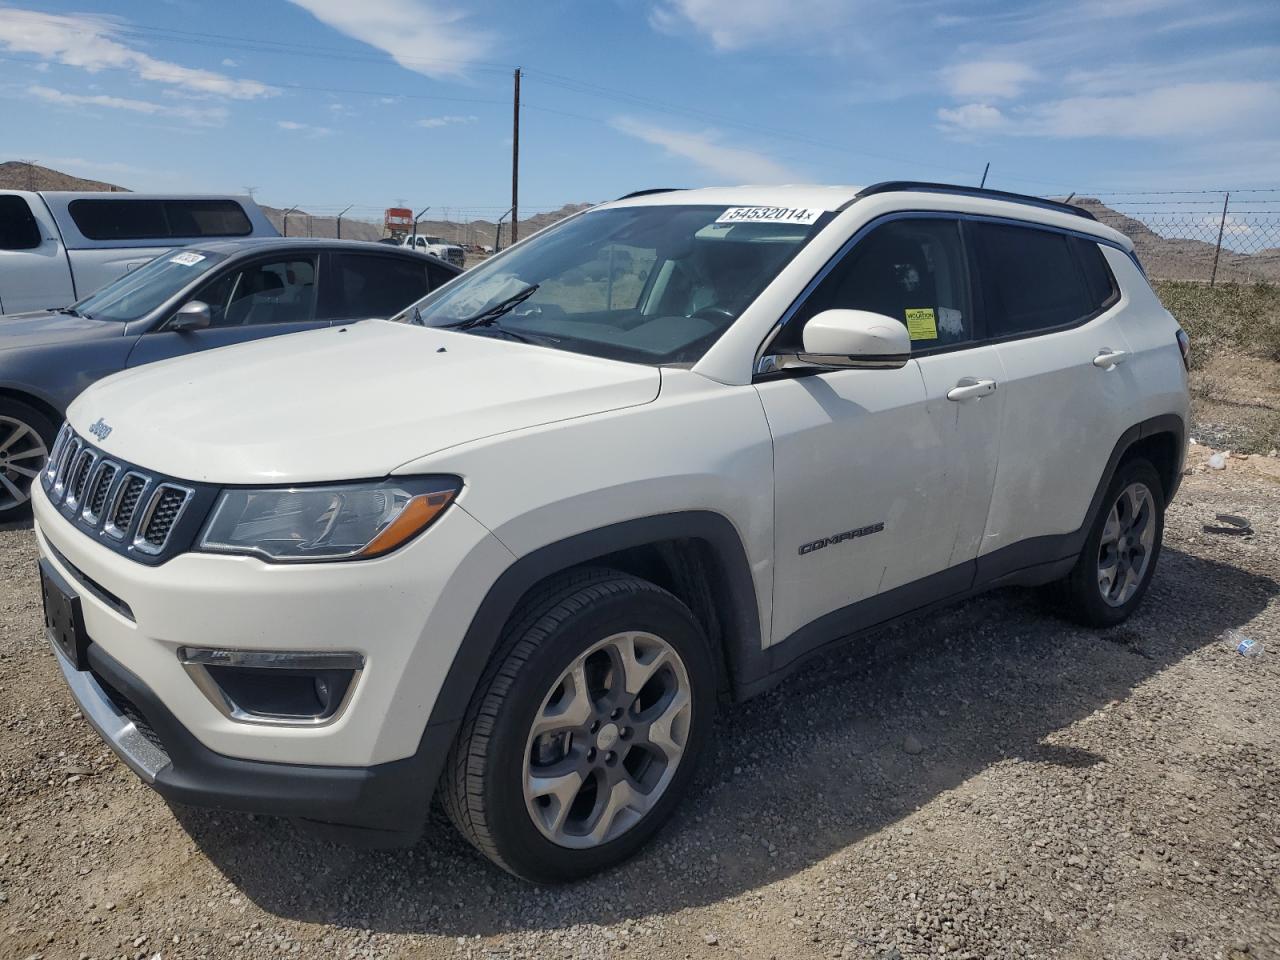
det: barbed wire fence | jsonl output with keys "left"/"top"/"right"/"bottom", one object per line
{"left": 1053, "top": 190, "right": 1280, "bottom": 286}
{"left": 260, "top": 189, "right": 1280, "bottom": 284}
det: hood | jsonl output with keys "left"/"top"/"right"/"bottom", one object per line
{"left": 67, "top": 320, "right": 660, "bottom": 484}
{"left": 0, "top": 310, "right": 124, "bottom": 350}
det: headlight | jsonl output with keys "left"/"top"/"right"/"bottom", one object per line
{"left": 197, "top": 477, "right": 460, "bottom": 562}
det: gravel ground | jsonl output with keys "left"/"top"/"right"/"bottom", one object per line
{"left": 2, "top": 446, "right": 1278, "bottom": 960}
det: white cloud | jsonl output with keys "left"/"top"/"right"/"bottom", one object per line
{"left": 1024, "top": 81, "right": 1276, "bottom": 138}
{"left": 27, "top": 84, "right": 228, "bottom": 125}
{"left": 286, "top": 0, "right": 492, "bottom": 79}
{"left": 941, "top": 61, "right": 1038, "bottom": 100}
{"left": 936, "top": 103, "right": 1009, "bottom": 134}
{"left": 417, "top": 114, "right": 477, "bottom": 128}
{"left": 220, "top": 57, "right": 238, "bottom": 67}
{"left": 611, "top": 116, "right": 796, "bottom": 183}
{"left": 276, "top": 119, "right": 335, "bottom": 137}
{"left": 0, "top": 10, "right": 276, "bottom": 99}
{"left": 650, "top": 0, "right": 849, "bottom": 50}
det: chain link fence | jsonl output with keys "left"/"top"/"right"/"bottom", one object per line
{"left": 1064, "top": 191, "right": 1280, "bottom": 286}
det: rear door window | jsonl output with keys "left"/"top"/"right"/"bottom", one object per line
{"left": 69, "top": 199, "right": 252, "bottom": 240}
{"left": 0, "top": 195, "right": 42, "bottom": 250}
{"left": 321, "top": 253, "right": 434, "bottom": 320}
{"left": 971, "top": 223, "right": 1097, "bottom": 337}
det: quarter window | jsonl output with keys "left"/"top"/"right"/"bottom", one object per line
{"left": 781, "top": 218, "right": 973, "bottom": 351}
{"left": 0, "top": 195, "right": 42, "bottom": 250}
{"left": 69, "top": 199, "right": 252, "bottom": 241}
{"left": 971, "top": 223, "right": 1099, "bottom": 337}
{"left": 1073, "top": 236, "right": 1119, "bottom": 313}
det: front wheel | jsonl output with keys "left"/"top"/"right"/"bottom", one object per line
{"left": 0, "top": 400, "right": 57, "bottom": 521}
{"left": 443, "top": 568, "right": 715, "bottom": 882}
{"left": 1059, "top": 458, "right": 1165, "bottom": 627}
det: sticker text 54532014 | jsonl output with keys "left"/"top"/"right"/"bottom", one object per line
{"left": 716, "top": 206, "right": 824, "bottom": 226}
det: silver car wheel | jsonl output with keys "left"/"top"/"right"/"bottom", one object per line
{"left": 522, "top": 631, "right": 693, "bottom": 849}
{"left": 0, "top": 415, "right": 49, "bottom": 513}
{"left": 1097, "top": 481, "right": 1156, "bottom": 607}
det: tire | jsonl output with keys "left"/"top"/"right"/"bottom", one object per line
{"left": 0, "top": 399, "right": 57, "bottom": 522}
{"left": 443, "top": 567, "right": 716, "bottom": 882}
{"left": 1059, "top": 458, "right": 1165, "bottom": 628}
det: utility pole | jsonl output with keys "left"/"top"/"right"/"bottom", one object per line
{"left": 243, "top": 185, "right": 258, "bottom": 200}
{"left": 511, "top": 67, "right": 521, "bottom": 245}
{"left": 335, "top": 204, "right": 352, "bottom": 239}
{"left": 282, "top": 205, "right": 298, "bottom": 236}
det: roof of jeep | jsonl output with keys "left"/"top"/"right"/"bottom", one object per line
{"left": 604, "top": 182, "right": 1132, "bottom": 250}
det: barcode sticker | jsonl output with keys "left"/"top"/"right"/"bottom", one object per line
{"left": 170, "top": 252, "right": 206, "bottom": 266}
{"left": 715, "top": 207, "right": 824, "bottom": 225}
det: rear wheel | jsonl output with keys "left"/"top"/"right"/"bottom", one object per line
{"left": 443, "top": 568, "right": 715, "bottom": 882}
{"left": 1059, "top": 458, "right": 1164, "bottom": 627}
{"left": 0, "top": 400, "right": 56, "bottom": 521}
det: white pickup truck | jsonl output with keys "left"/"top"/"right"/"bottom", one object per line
{"left": 400, "top": 233, "right": 465, "bottom": 268}
{"left": 0, "top": 192, "right": 277, "bottom": 314}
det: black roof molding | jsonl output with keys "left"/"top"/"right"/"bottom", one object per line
{"left": 615, "top": 188, "right": 685, "bottom": 201}
{"left": 856, "top": 181, "right": 1097, "bottom": 221}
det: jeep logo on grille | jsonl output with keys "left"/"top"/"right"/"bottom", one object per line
{"left": 88, "top": 418, "right": 113, "bottom": 442}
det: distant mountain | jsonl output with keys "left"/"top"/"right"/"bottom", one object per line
{"left": 0, "top": 160, "right": 127, "bottom": 192}
{"left": 257, "top": 203, "right": 595, "bottom": 246}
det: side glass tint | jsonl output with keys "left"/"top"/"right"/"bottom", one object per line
{"left": 200, "top": 259, "right": 317, "bottom": 327}
{"left": 0, "top": 195, "right": 42, "bottom": 250}
{"left": 781, "top": 218, "right": 973, "bottom": 352}
{"left": 973, "top": 223, "right": 1095, "bottom": 336}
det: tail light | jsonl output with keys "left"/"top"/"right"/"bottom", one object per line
{"left": 1175, "top": 328, "right": 1190, "bottom": 371}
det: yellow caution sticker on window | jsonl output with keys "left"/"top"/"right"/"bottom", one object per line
{"left": 905, "top": 307, "right": 938, "bottom": 341}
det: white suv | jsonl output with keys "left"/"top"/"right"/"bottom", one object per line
{"left": 33, "top": 182, "right": 1189, "bottom": 882}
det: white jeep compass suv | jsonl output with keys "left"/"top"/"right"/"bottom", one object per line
{"left": 33, "top": 182, "right": 1190, "bottom": 882}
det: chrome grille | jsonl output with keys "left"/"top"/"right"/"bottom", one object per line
{"left": 83, "top": 461, "right": 118, "bottom": 524}
{"left": 40, "top": 425, "right": 200, "bottom": 561}
{"left": 66, "top": 448, "right": 98, "bottom": 510}
{"left": 135, "top": 485, "right": 192, "bottom": 555}
{"left": 108, "top": 474, "right": 148, "bottom": 537}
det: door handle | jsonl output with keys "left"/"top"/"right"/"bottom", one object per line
{"left": 946, "top": 377, "right": 998, "bottom": 401}
{"left": 1093, "top": 348, "right": 1128, "bottom": 369}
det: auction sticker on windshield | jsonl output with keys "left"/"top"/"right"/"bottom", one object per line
{"left": 169, "top": 252, "right": 206, "bottom": 266}
{"left": 716, "top": 207, "right": 823, "bottom": 225}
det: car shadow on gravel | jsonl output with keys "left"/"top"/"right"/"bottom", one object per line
{"left": 173, "top": 546, "right": 1277, "bottom": 935}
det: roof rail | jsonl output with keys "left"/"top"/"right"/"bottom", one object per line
{"left": 615, "top": 188, "right": 684, "bottom": 201}
{"left": 856, "top": 181, "right": 1096, "bottom": 221}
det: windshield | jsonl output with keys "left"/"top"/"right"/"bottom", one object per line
{"left": 73, "top": 249, "right": 225, "bottom": 322}
{"left": 395, "top": 204, "right": 831, "bottom": 364}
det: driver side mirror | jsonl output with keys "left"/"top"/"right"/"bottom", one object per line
{"left": 796, "top": 309, "right": 910, "bottom": 369}
{"left": 170, "top": 300, "right": 212, "bottom": 332}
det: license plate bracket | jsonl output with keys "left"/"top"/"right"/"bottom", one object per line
{"left": 39, "top": 558, "right": 89, "bottom": 671}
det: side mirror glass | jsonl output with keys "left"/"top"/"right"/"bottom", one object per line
{"left": 797, "top": 309, "right": 910, "bottom": 369}
{"left": 170, "top": 300, "right": 212, "bottom": 332}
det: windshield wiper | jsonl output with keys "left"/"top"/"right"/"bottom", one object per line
{"left": 56, "top": 306, "right": 82, "bottom": 317}
{"left": 443, "top": 283, "right": 540, "bottom": 331}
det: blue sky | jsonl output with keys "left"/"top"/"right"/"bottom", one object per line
{"left": 1, "top": 0, "right": 1277, "bottom": 221}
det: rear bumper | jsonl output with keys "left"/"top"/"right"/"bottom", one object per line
{"left": 53, "top": 636, "right": 456, "bottom": 846}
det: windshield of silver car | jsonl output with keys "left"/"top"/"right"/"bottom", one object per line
{"left": 72, "top": 249, "right": 226, "bottom": 322}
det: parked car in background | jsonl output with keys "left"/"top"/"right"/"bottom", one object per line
{"left": 30, "top": 182, "right": 1188, "bottom": 882}
{"left": 0, "top": 192, "right": 277, "bottom": 314}
{"left": 400, "top": 233, "right": 465, "bottom": 268}
{"left": 0, "top": 238, "right": 459, "bottom": 518}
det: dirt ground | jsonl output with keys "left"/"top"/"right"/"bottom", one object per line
{"left": 1, "top": 446, "right": 1278, "bottom": 960}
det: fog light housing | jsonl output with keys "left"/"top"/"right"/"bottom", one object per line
{"left": 178, "top": 648, "right": 364, "bottom": 726}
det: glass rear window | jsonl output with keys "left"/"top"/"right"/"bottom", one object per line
{"left": 69, "top": 199, "right": 252, "bottom": 241}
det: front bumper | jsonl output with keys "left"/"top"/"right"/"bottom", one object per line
{"left": 51, "top": 636, "right": 448, "bottom": 844}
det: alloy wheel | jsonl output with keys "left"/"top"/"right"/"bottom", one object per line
{"left": 1097, "top": 481, "right": 1156, "bottom": 607}
{"left": 522, "top": 631, "right": 693, "bottom": 849}
{"left": 0, "top": 416, "right": 49, "bottom": 513}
